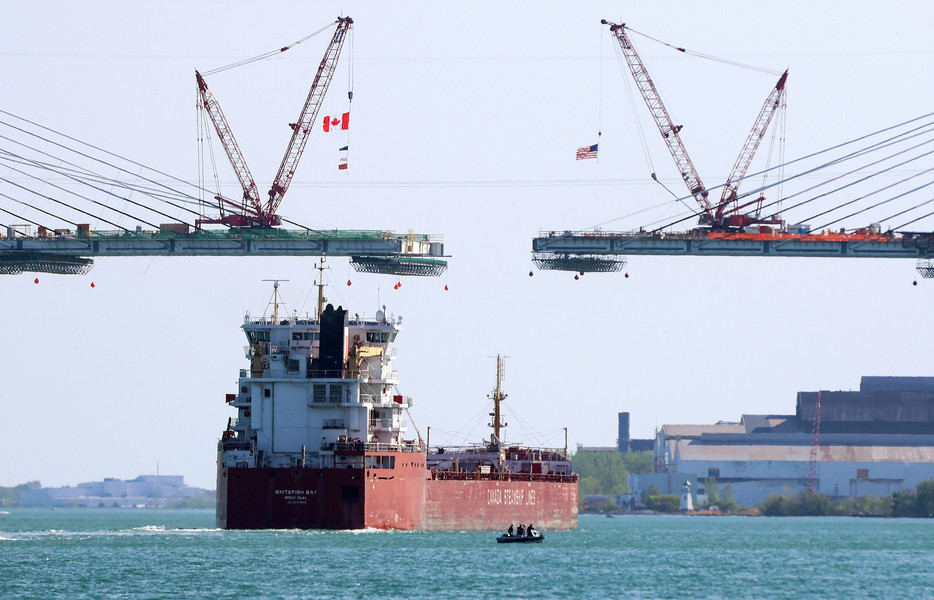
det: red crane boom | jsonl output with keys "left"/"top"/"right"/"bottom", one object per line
{"left": 266, "top": 16, "right": 353, "bottom": 221}
{"left": 602, "top": 20, "right": 712, "bottom": 221}
{"left": 195, "top": 71, "right": 265, "bottom": 228}
{"left": 717, "top": 70, "right": 788, "bottom": 228}
{"left": 603, "top": 20, "right": 788, "bottom": 230}
{"left": 196, "top": 16, "right": 353, "bottom": 229}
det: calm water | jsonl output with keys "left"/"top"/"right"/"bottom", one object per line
{"left": 1, "top": 509, "right": 932, "bottom": 599}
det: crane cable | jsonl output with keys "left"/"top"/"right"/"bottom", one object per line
{"left": 341, "top": 24, "right": 354, "bottom": 172}
{"left": 201, "top": 21, "right": 337, "bottom": 76}
{"left": 757, "top": 129, "right": 934, "bottom": 222}
{"left": 786, "top": 151, "right": 934, "bottom": 224}
{"left": 610, "top": 24, "right": 788, "bottom": 218}
{"left": 610, "top": 30, "right": 664, "bottom": 197}
{"left": 642, "top": 112, "right": 934, "bottom": 233}
{"left": 0, "top": 110, "right": 207, "bottom": 211}
{"left": 0, "top": 151, "right": 187, "bottom": 227}
{"left": 625, "top": 26, "right": 783, "bottom": 75}
{"left": 0, "top": 161, "right": 152, "bottom": 230}
{"left": 891, "top": 199, "right": 934, "bottom": 230}
{"left": 0, "top": 190, "right": 66, "bottom": 231}
{"left": 195, "top": 88, "right": 230, "bottom": 220}
{"left": 0, "top": 205, "right": 49, "bottom": 232}
{"left": 0, "top": 140, "right": 202, "bottom": 223}
{"left": 713, "top": 141, "right": 934, "bottom": 232}
{"left": 813, "top": 177, "right": 934, "bottom": 231}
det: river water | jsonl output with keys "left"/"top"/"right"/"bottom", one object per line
{"left": 1, "top": 509, "right": 931, "bottom": 599}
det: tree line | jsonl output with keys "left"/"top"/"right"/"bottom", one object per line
{"left": 571, "top": 450, "right": 652, "bottom": 509}
{"left": 0, "top": 481, "right": 41, "bottom": 507}
{"left": 571, "top": 453, "right": 934, "bottom": 518}
{"left": 761, "top": 480, "right": 934, "bottom": 517}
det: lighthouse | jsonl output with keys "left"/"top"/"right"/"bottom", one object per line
{"left": 679, "top": 480, "right": 694, "bottom": 512}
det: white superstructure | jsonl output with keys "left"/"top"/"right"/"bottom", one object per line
{"left": 220, "top": 284, "right": 418, "bottom": 472}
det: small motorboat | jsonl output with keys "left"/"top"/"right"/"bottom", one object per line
{"left": 496, "top": 532, "right": 544, "bottom": 543}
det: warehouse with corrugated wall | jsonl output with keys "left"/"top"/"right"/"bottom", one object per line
{"left": 629, "top": 377, "right": 934, "bottom": 506}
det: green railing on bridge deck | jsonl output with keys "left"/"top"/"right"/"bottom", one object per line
{"left": 68, "top": 228, "right": 440, "bottom": 242}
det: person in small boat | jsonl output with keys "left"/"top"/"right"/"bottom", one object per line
{"left": 526, "top": 524, "right": 536, "bottom": 537}
{"left": 516, "top": 524, "right": 526, "bottom": 537}
{"left": 507, "top": 523, "right": 515, "bottom": 537}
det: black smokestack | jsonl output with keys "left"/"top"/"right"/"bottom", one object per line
{"left": 618, "top": 412, "right": 631, "bottom": 453}
{"left": 315, "top": 304, "right": 347, "bottom": 377}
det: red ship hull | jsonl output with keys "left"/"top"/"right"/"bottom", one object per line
{"left": 217, "top": 455, "right": 577, "bottom": 531}
{"left": 425, "top": 476, "right": 578, "bottom": 531}
{"left": 217, "top": 453, "right": 426, "bottom": 530}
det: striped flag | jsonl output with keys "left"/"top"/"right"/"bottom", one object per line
{"left": 576, "top": 144, "right": 598, "bottom": 160}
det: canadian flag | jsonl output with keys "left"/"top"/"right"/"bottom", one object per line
{"left": 323, "top": 112, "right": 350, "bottom": 132}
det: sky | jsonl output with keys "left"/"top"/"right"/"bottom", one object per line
{"left": 1, "top": 1, "right": 933, "bottom": 490}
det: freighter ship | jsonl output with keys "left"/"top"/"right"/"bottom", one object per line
{"left": 216, "top": 274, "right": 578, "bottom": 530}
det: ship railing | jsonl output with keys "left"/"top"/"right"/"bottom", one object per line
{"left": 429, "top": 469, "right": 579, "bottom": 483}
{"left": 326, "top": 440, "right": 366, "bottom": 454}
{"left": 221, "top": 440, "right": 254, "bottom": 452}
{"left": 362, "top": 441, "right": 421, "bottom": 453}
{"left": 323, "top": 440, "right": 422, "bottom": 454}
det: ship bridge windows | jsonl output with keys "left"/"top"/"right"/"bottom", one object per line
{"left": 292, "top": 331, "right": 319, "bottom": 341}
{"left": 365, "top": 331, "right": 396, "bottom": 343}
{"left": 247, "top": 330, "right": 270, "bottom": 343}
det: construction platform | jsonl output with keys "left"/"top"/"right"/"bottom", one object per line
{"left": 0, "top": 227, "right": 447, "bottom": 276}
{"left": 532, "top": 230, "right": 934, "bottom": 270}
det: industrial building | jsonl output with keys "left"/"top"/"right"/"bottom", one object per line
{"left": 576, "top": 412, "right": 654, "bottom": 454}
{"left": 629, "top": 377, "right": 934, "bottom": 507}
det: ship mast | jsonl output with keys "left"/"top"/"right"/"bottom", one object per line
{"left": 314, "top": 258, "right": 329, "bottom": 320}
{"left": 488, "top": 354, "right": 508, "bottom": 448}
{"left": 262, "top": 279, "right": 289, "bottom": 323}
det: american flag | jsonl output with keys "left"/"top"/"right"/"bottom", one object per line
{"left": 576, "top": 144, "right": 598, "bottom": 160}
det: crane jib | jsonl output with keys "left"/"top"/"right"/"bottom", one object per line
{"left": 196, "top": 17, "right": 353, "bottom": 229}
{"left": 266, "top": 17, "right": 353, "bottom": 221}
{"left": 602, "top": 20, "right": 789, "bottom": 229}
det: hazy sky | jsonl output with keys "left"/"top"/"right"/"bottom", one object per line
{"left": 2, "top": 1, "right": 933, "bottom": 490}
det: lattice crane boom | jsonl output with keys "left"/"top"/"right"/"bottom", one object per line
{"left": 602, "top": 20, "right": 712, "bottom": 221}
{"left": 717, "top": 70, "right": 788, "bottom": 223}
{"left": 195, "top": 70, "right": 265, "bottom": 228}
{"left": 266, "top": 16, "right": 353, "bottom": 220}
{"left": 195, "top": 17, "right": 352, "bottom": 228}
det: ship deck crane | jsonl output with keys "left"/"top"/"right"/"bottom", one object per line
{"left": 602, "top": 20, "right": 787, "bottom": 230}
{"left": 196, "top": 16, "right": 353, "bottom": 229}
